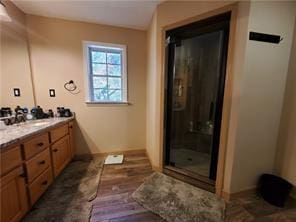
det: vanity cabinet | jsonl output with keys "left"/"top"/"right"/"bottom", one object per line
{"left": 28, "top": 167, "right": 53, "bottom": 205}
{"left": 0, "top": 119, "right": 74, "bottom": 222}
{"left": 1, "top": 146, "right": 28, "bottom": 222}
{"left": 23, "top": 133, "right": 49, "bottom": 160}
{"left": 51, "top": 135, "right": 71, "bottom": 177}
{"left": 1, "top": 146, "right": 22, "bottom": 176}
{"left": 24, "top": 132, "right": 53, "bottom": 206}
{"left": 26, "top": 148, "right": 51, "bottom": 183}
{"left": 69, "top": 121, "right": 75, "bottom": 159}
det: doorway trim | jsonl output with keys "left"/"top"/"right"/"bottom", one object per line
{"left": 159, "top": 3, "right": 238, "bottom": 197}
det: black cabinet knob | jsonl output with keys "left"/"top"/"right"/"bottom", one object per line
{"left": 53, "top": 149, "right": 58, "bottom": 152}
{"left": 19, "top": 173, "right": 26, "bottom": 178}
{"left": 41, "top": 180, "right": 48, "bottom": 185}
{"left": 37, "top": 142, "right": 44, "bottom": 147}
{"left": 39, "top": 160, "right": 46, "bottom": 165}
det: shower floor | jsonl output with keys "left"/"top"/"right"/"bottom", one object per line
{"left": 170, "top": 148, "right": 211, "bottom": 177}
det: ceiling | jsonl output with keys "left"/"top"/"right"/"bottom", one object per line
{"left": 12, "top": 0, "right": 162, "bottom": 30}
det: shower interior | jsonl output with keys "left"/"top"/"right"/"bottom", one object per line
{"left": 164, "top": 13, "right": 230, "bottom": 187}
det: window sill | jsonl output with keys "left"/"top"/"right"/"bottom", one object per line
{"left": 86, "top": 101, "right": 131, "bottom": 106}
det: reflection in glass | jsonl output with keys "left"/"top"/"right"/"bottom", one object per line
{"left": 168, "top": 31, "right": 224, "bottom": 179}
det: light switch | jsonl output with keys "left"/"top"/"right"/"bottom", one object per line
{"left": 13, "top": 88, "right": 20, "bottom": 97}
{"left": 49, "top": 89, "right": 56, "bottom": 97}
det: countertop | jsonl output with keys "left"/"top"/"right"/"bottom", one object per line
{"left": 0, "top": 117, "right": 74, "bottom": 149}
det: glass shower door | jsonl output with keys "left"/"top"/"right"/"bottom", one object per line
{"left": 164, "top": 19, "right": 229, "bottom": 181}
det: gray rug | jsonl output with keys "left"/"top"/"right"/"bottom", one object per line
{"left": 132, "top": 172, "right": 225, "bottom": 222}
{"left": 23, "top": 157, "right": 104, "bottom": 222}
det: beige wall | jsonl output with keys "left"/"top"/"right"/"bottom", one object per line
{"left": 26, "top": 15, "right": 147, "bottom": 154}
{"left": 275, "top": 17, "right": 296, "bottom": 186}
{"left": 146, "top": 11, "right": 158, "bottom": 165}
{"left": 222, "top": 1, "right": 250, "bottom": 193}
{"left": 0, "top": 0, "right": 34, "bottom": 107}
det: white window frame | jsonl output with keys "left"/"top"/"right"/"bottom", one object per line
{"left": 83, "top": 41, "right": 128, "bottom": 104}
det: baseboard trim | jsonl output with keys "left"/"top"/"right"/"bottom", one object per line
{"left": 222, "top": 187, "right": 257, "bottom": 201}
{"left": 151, "top": 165, "right": 162, "bottom": 172}
{"left": 74, "top": 149, "right": 146, "bottom": 160}
{"left": 145, "top": 150, "right": 163, "bottom": 172}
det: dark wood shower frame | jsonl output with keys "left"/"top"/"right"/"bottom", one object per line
{"left": 160, "top": 4, "right": 238, "bottom": 196}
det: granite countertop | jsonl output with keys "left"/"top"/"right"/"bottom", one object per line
{"left": 0, "top": 117, "right": 74, "bottom": 149}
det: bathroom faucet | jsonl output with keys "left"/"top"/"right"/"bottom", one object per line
{"left": 15, "top": 110, "right": 26, "bottom": 124}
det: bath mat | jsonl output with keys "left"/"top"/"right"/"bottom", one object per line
{"left": 23, "top": 156, "right": 104, "bottom": 222}
{"left": 132, "top": 172, "right": 225, "bottom": 222}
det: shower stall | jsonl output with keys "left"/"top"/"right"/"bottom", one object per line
{"left": 163, "top": 13, "right": 230, "bottom": 191}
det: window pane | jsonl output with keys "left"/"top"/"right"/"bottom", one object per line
{"left": 91, "top": 51, "right": 106, "bottom": 63}
{"left": 92, "top": 63, "right": 106, "bottom": 75}
{"left": 94, "top": 89, "right": 108, "bottom": 101}
{"left": 108, "top": 89, "right": 122, "bottom": 101}
{"left": 107, "top": 53, "right": 121, "bottom": 64}
{"left": 93, "top": 77, "right": 107, "bottom": 88}
{"left": 108, "top": 77, "right": 121, "bottom": 89}
{"left": 108, "top": 64, "right": 121, "bottom": 76}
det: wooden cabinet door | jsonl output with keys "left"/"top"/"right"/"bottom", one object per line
{"left": 51, "top": 135, "right": 71, "bottom": 177}
{"left": 1, "top": 146, "right": 22, "bottom": 177}
{"left": 68, "top": 121, "right": 75, "bottom": 159}
{"left": 1, "top": 167, "right": 28, "bottom": 222}
{"left": 50, "top": 124, "right": 68, "bottom": 144}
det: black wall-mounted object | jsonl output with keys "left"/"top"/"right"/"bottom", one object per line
{"left": 49, "top": 89, "right": 56, "bottom": 97}
{"left": 13, "top": 88, "right": 20, "bottom": 97}
{"left": 249, "top": 31, "right": 282, "bottom": 44}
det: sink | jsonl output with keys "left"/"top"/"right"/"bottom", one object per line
{"left": 31, "top": 122, "right": 50, "bottom": 127}
{"left": 19, "top": 121, "right": 51, "bottom": 127}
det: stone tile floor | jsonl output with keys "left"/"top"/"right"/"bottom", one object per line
{"left": 226, "top": 195, "right": 296, "bottom": 222}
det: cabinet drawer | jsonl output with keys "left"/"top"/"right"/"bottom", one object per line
{"left": 23, "top": 133, "right": 49, "bottom": 160}
{"left": 51, "top": 135, "right": 71, "bottom": 177}
{"left": 1, "top": 146, "right": 22, "bottom": 176}
{"left": 51, "top": 124, "right": 68, "bottom": 143}
{"left": 29, "top": 167, "right": 53, "bottom": 205}
{"left": 26, "top": 148, "right": 51, "bottom": 183}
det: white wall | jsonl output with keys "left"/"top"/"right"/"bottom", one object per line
{"left": 275, "top": 17, "right": 296, "bottom": 186}
{"left": 229, "top": 1, "right": 296, "bottom": 193}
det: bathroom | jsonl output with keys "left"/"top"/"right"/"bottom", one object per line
{"left": 1, "top": 0, "right": 296, "bottom": 221}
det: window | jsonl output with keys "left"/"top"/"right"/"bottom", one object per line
{"left": 83, "top": 41, "right": 127, "bottom": 103}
